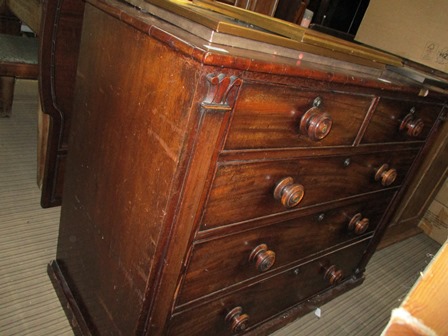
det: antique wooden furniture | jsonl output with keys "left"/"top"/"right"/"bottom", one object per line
{"left": 1, "top": 0, "right": 85, "bottom": 206}
{"left": 48, "top": 0, "right": 447, "bottom": 335}
{"left": 380, "top": 120, "right": 448, "bottom": 248}
{"left": 0, "top": 1, "right": 38, "bottom": 118}
{"left": 37, "top": 0, "right": 85, "bottom": 207}
{"left": 0, "top": 34, "right": 38, "bottom": 117}
{"left": 274, "top": 0, "right": 307, "bottom": 25}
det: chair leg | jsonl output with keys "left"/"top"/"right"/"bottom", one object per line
{"left": 0, "top": 76, "right": 15, "bottom": 118}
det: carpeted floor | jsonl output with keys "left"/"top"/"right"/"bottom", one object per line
{"left": 0, "top": 80, "right": 441, "bottom": 336}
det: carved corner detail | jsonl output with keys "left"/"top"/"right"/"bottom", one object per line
{"left": 202, "top": 73, "right": 242, "bottom": 109}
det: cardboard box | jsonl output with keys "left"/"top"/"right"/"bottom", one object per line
{"left": 355, "top": 0, "right": 448, "bottom": 74}
{"left": 419, "top": 178, "right": 448, "bottom": 244}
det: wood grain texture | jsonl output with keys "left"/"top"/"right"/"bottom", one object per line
{"left": 380, "top": 115, "right": 448, "bottom": 249}
{"left": 225, "top": 82, "right": 374, "bottom": 149}
{"left": 382, "top": 241, "right": 448, "bottom": 335}
{"left": 39, "top": 0, "right": 85, "bottom": 207}
{"left": 177, "top": 193, "right": 394, "bottom": 305}
{"left": 202, "top": 150, "right": 418, "bottom": 229}
{"left": 169, "top": 239, "right": 370, "bottom": 336}
{"left": 403, "top": 241, "right": 448, "bottom": 327}
{"left": 362, "top": 98, "right": 442, "bottom": 144}
{"left": 56, "top": 3, "right": 201, "bottom": 333}
{"left": 48, "top": 0, "right": 448, "bottom": 335}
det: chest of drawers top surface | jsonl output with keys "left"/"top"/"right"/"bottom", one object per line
{"left": 50, "top": 1, "right": 448, "bottom": 335}
{"left": 96, "top": 0, "right": 448, "bottom": 94}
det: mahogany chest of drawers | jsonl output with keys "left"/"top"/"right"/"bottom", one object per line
{"left": 48, "top": 0, "right": 448, "bottom": 335}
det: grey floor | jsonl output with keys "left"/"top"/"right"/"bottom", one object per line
{"left": 0, "top": 80, "right": 441, "bottom": 336}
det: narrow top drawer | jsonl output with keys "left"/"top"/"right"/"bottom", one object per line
{"left": 361, "top": 98, "right": 441, "bottom": 144}
{"left": 225, "top": 83, "right": 373, "bottom": 150}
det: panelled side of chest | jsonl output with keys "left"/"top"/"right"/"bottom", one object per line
{"left": 48, "top": 4, "right": 240, "bottom": 334}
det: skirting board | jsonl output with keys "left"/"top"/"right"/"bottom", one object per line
{"left": 47, "top": 260, "right": 92, "bottom": 336}
{"left": 48, "top": 260, "right": 364, "bottom": 336}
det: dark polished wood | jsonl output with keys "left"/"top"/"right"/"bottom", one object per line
{"left": 47, "top": 261, "right": 92, "bottom": 336}
{"left": 323, "top": 264, "right": 344, "bottom": 285}
{"left": 48, "top": 0, "right": 448, "bottom": 335}
{"left": 249, "top": 243, "right": 276, "bottom": 272}
{"left": 202, "top": 149, "right": 417, "bottom": 229}
{"left": 38, "top": 0, "right": 85, "bottom": 207}
{"left": 348, "top": 212, "right": 370, "bottom": 235}
{"left": 274, "top": 0, "right": 306, "bottom": 24}
{"left": 177, "top": 193, "right": 393, "bottom": 305}
{"left": 225, "top": 306, "right": 250, "bottom": 334}
{"left": 362, "top": 98, "right": 441, "bottom": 144}
{"left": 273, "top": 176, "right": 305, "bottom": 208}
{"left": 300, "top": 105, "right": 333, "bottom": 141}
{"left": 225, "top": 84, "right": 374, "bottom": 150}
{"left": 2, "top": 0, "right": 85, "bottom": 207}
{"left": 1, "top": 0, "right": 38, "bottom": 120}
{"left": 379, "top": 111, "right": 448, "bottom": 248}
{"left": 168, "top": 240, "right": 370, "bottom": 336}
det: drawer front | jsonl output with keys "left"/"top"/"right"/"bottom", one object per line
{"left": 362, "top": 98, "right": 441, "bottom": 144}
{"left": 225, "top": 83, "right": 373, "bottom": 150}
{"left": 202, "top": 150, "right": 418, "bottom": 230}
{"left": 169, "top": 239, "right": 370, "bottom": 336}
{"left": 178, "top": 193, "right": 393, "bottom": 305}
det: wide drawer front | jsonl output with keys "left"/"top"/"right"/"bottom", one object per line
{"left": 169, "top": 239, "right": 370, "bottom": 336}
{"left": 178, "top": 193, "right": 394, "bottom": 305}
{"left": 202, "top": 150, "right": 418, "bottom": 230}
{"left": 361, "top": 98, "right": 441, "bottom": 144}
{"left": 225, "top": 83, "right": 373, "bottom": 150}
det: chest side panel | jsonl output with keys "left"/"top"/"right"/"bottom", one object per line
{"left": 56, "top": 4, "right": 201, "bottom": 333}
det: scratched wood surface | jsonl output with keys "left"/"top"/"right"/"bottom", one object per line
{"left": 0, "top": 81, "right": 443, "bottom": 335}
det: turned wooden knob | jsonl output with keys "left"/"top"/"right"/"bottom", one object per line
{"left": 400, "top": 113, "right": 424, "bottom": 137}
{"left": 273, "top": 177, "right": 305, "bottom": 208}
{"left": 324, "top": 265, "right": 344, "bottom": 285}
{"left": 375, "top": 164, "right": 397, "bottom": 187}
{"left": 249, "top": 244, "right": 276, "bottom": 272}
{"left": 226, "top": 307, "right": 249, "bottom": 334}
{"left": 300, "top": 107, "right": 333, "bottom": 141}
{"left": 348, "top": 213, "right": 369, "bottom": 235}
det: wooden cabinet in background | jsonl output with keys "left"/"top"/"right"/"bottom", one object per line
{"left": 48, "top": 0, "right": 447, "bottom": 335}
{"left": 2, "top": 0, "right": 86, "bottom": 208}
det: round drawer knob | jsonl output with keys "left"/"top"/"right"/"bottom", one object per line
{"left": 348, "top": 213, "right": 369, "bottom": 235}
{"left": 300, "top": 107, "right": 333, "bottom": 141}
{"left": 273, "top": 177, "right": 305, "bottom": 208}
{"left": 324, "top": 265, "right": 344, "bottom": 285}
{"left": 375, "top": 164, "right": 397, "bottom": 187}
{"left": 400, "top": 113, "right": 424, "bottom": 137}
{"left": 225, "top": 307, "right": 249, "bottom": 334}
{"left": 249, "top": 244, "right": 276, "bottom": 272}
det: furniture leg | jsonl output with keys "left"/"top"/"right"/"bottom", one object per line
{"left": 0, "top": 76, "right": 15, "bottom": 117}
